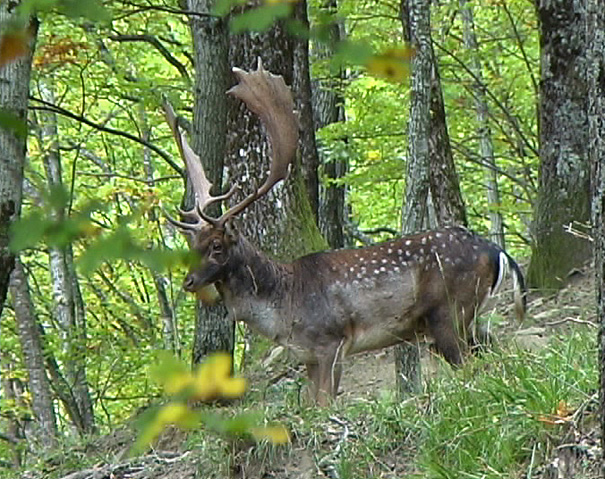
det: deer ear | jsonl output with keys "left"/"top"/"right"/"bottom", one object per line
{"left": 176, "top": 226, "right": 196, "bottom": 245}
{"left": 224, "top": 222, "right": 239, "bottom": 243}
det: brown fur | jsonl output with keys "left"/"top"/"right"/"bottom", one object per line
{"left": 183, "top": 225, "right": 527, "bottom": 403}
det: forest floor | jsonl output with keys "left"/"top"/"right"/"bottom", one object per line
{"left": 15, "top": 264, "right": 602, "bottom": 479}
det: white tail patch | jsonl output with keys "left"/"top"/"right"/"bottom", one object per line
{"left": 491, "top": 252, "right": 509, "bottom": 296}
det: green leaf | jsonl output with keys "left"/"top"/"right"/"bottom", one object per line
{"left": 9, "top": 212, "right": 50, "bottom": 251}
{"left": 57, "top": 0, "right": 112, "bottom": 22}
{"left": 0, "top": 108, "right": 27, "bottom": 138}
{"left": 14, "top": 0, "right": 111, "bottom": 22}
{"left": 202, "top": 411, "right": 262, "bottom": 436}
{"left": 149, "top": 351, "right": 191, "bottom": 390}
{"left": 230, "top": 4, "right": 292, "bottom": 33}
{"left": 213, "top": 0, "right": 246, "bottom": 16}
{"left": 333, "top": 39, "right": 373, "bottom": 68}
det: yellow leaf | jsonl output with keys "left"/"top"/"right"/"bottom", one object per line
{"left": 206, "top": 352, "right": 232, "bottom": 378}
{"left": 251, "top": 425, "right": 290, "bottom": 444}
{"left": 219, "top": 377, "right": 248, "bottom": 398}
{"left": 162, "top": 370, "right": 194, "bottom": 396}
{"left": 190, "top": 352, "right": 246, "bottom": 401}
{"left": 156, "top": 402, "right": 190, "bottom": 424}
{"left": 365, "top": 46, "right": 415, "bottom": 83}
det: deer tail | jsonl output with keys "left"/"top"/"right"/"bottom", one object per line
{"left": 489, "top": 248, "right": 527, "bottom": 322}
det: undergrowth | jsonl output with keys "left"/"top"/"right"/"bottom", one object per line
{"left": 238, "top": 327, "right": 598, "bottom": 479}
{"left": 10, "top": 327, "right": 597, "bottom": 479}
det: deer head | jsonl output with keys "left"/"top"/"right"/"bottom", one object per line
{"left": 163, "top": 59, "right": 298, "bottom": 295}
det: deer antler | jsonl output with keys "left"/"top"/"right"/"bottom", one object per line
{"left": 163, "top": 58, "right": 298, "bottom": 230}
{"left": 161, "top": 98, "right": 236, "bottom": 231}
{"left": 215, "top": 58, "right": 298, "bottom": 226}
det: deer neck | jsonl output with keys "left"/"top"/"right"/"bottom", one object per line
{"left": 216, "top": 236, "right": 292, "bottom": 340}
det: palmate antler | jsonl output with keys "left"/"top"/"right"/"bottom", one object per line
{"left": 163, "top": 59, "right": 299, "bottom": 231}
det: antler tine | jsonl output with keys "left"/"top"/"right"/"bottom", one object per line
{"left": 162, "top": 97, "right": 223, "bottom": 229}
{"left": 215, "top": 58, "right": 299, "bottom": 226}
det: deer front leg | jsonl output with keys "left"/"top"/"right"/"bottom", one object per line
{"left": 305, "top": 339, "right": 346, "bottom": 405}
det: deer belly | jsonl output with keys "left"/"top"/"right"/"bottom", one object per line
{"left": 335, "top": 276, "right": 421, "bottom": 355}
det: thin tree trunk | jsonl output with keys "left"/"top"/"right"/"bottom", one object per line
{"left": 313, "top": 0, "right": 350, "bottom": 249}
{"left": 186, "top": 0, "right": 234, "bottom": 364}
{"left": 0, "top": 363, "right": 25, "bottom": 466}
{"left": 36, "top": 83, "right": 95, "bottom": 434}
{"left": 9, "top": 258, "right": 58, "bottom": 449}
{"left": 460, "top": 0, "right": 504, "bottom": 246}
{"left": 586, "top": 0, "right": 605, "bottom": 470}
{"left": 528, "top": 0, "right": 591, "bottom": 290}
{"left": 396, "top": 0, "right": 434, "bottom": 397}
{"left": 293, "top": 0, "right": 321, "bottom": 220}
{"left": 0, "top": 7, "right": 36, "bottom": 319}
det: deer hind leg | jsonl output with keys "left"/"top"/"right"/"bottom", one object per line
{"left": 467, "top": 319, "right": 493, "bottom": 355}
{"left": 427, "top": 306, "right": 464, "bottom": 366}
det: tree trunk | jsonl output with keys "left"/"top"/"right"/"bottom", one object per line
{"left": 186, "top": 0, "right": 234, "bottom": 364}
{"left": 427, "top": 49, "right": 467, "bottom": 228}
{"left": 227, "top": 6, "right": 326, "bottom": 259}
{"left": 0, "top": 7, "right": 36, "bottom": 319}
{"left": 36, "top": 83, "right": 95, "bottom": 434}
{"left": 396, "top": 0, "right": 434, "bottom": 397}
{"left": 9, "top": 258, "right": 58, "bottom": 449}
{"left": 0, "top": 361, "right": 25, "bottom": 466}
{"left": 586, "top": 0, "right": 605, "bottom": 470}
{"left": 528, "top": 0, "right": 591, "bottom": 290}
{"left": 227, "top": 4, "right": 327, "bottom": 370}
{"left": 313, "top": 0, "right": 350, "bottom": 249}
{"left": 293, "top": 0, "right": 321, "bottom": 220}
{"left": 460, "top": 0, "right": 502, "bottom": 243}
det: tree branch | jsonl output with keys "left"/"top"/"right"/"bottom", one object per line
{"left": 434, "top": 41, "right": 538, "bottom": 158}
{"left": 109, "top": 34, "right": 190, "bottom": 81}
{"left": 113, "top": 0, "right": 217, "bottom": 19}
{"left": 28, "top": 97, "right": 185, "bottom": 177}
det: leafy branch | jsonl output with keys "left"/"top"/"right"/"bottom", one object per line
{"left": 108, "top": 34, "right": 190, "bottom": 81}
{"left": 29, "top": 96, "right": 185, "bottom": 176}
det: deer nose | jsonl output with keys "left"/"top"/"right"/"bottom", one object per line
{"left": 183, "top": 274, "right": 197, "bottom": 292}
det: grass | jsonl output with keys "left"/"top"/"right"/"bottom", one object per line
{"left": 234, "top": 326, "right": 598, "bottom": 479}
{"left": 7, "top": 326, "right": 597, "bottom": 479}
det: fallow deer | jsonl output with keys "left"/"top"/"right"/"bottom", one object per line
{"left": 162, "top": 60, "right": 527, "bottom": 403}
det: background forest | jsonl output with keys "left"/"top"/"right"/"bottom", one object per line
{"left": 0, "top": 0, "right": 604, "bottom": 478}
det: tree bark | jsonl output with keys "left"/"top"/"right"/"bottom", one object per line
{"left": 427, "top": 49, "right": 467, "bottom": 228}
{"left": 397, "top": 0, "right": 434, "bottom": 397}
{"left": 528, "top": 0, "right": 591, "bottom": 290}
{"left": 586, "top": 0, "right": 605, "bottom": 470}
{"left": 9, "top": 258, "right": 58, "bottom": 449}
{"left": 227, "top": 5, "right": 326, "bottom": 260}
{"left": 313, "top": 0, "right": 350, "bottom": 249}
{"left": 186, "top": 0, "right": 234, "bottom": 364}
{"left": 293, "top": 0, "right": 321, "bottom": 220}
{"left": 0, "top": 6, "right": 36, "bottom": 320}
